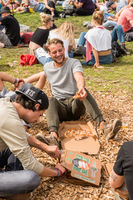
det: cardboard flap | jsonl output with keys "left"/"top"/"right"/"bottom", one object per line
{"left": 61, "top": 150, "right": 101, "bottom": 186}
{"left": 59, "top": 121, "right": 100, "bottom": 154}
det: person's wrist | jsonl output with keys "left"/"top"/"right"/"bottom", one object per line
{"left": 53, "top": 168, "right": 62, "bottom": 177}
{"left": 13, "top": 78, "right": 17, "bottom": 84}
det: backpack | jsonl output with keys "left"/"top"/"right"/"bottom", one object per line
{"left": 111, "top": 41, "right": 126, "bottom": 57}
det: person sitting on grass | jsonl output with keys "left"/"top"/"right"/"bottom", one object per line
{"left": 0, "top": 83, "right": 65, "bottom": 200}
{"left": 29, "top": 13, "right": 55, "bottom": 63}
{"left": 65, "top": 0, "right": 95, "bottom": 16}
{"left": 0, "top": 6, "right": 20, "bottom": 48}
{"left": 36, "top": 21, "right": 76, "bottom": 65}
{"left": 74, "top": 11, "right": 130, "bottom": 68}
{"left": 36, "top": 38, "right": 122, "bottom": 148}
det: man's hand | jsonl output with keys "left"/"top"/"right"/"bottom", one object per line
{"left": 46, "top": 145, "right": 61, "bottom": 160}
{"left": 55, "top": 163, "right": 66, "bottom": 175}
{"left": 78, "top": 88, "right": 87, "bottom": 101}
{"left": 14, "top": 79, "right": 25, "bottom": 90}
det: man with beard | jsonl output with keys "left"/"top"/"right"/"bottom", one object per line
{"left": 36, "top": 38, "right": 122, "bottom": 147}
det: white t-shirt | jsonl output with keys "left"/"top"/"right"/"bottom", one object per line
{"left": 84, "top": 26, "right": 111, "bottom": 51}
{"left": 49, "top": 30, "right": 70, "bottom": 57}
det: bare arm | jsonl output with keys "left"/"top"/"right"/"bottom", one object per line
{"left": 109, "top": 169, "right": 125, "bottom": 189}
{"left": 27, "top": 134, "right": 61, "bottom": 160}
{"left": 129, "top": 19, "right": 133, "bottom": 27}
{"left": 73, "top": 71, "right": 87, "bottom": 101}
{"left": 73, "top": 1, "right": 83, "bottom": 8}
{"left": 92, "top": 47, "right": 104, "bottom": 69}
{"left": 0, "top": 72, "right": 24, "bottom": 91}
{"left": 40, "top": 163, "right": 65, "bottom": 177}
{"left": 24, "top": 71, "right": 46, "bottom": 89}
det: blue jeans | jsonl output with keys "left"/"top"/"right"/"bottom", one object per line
{"left": 78, "top": 32, "right": 86, "bottom": 46}
{"left": 0, "top": 149, "right": 40, "bottom": 197}
{"left": 104, "top": 12, "right": 114, "bottom": 22}
{"left": 103, "top": 21, "right": 117, "bottom": 29}
{"left": 36, "top": 55, "right": 53, "bottom": 66}
{"left": 111, "top": 25, "right": 125, "bottom": 44}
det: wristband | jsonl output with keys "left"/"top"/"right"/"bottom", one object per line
{"left": 53, "top": 168, "right": 63, "bottom": 177}
{"left": 13, "top": 78, "right": 17, "bottom": 84}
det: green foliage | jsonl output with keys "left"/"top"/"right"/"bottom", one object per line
{"left": 0, "top": 12, "right": 133, "bottom": 97}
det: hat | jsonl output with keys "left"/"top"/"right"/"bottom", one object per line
{"left": 15, "top": 83, "right": 49, "bottom": 109}
{"left": 0, "top": 6, "right": 11, "bottom": 14}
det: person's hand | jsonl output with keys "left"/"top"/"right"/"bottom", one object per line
{"left": 14, "top": 79, "right": 25, "bottom": 89}
{"left": 54, "top": 163, "right": 66, "bottom": 176}
{"left": 50, "top": 7, "right": 54, "bottom": 12}
{"left": 93, "top": 63, "right": 104, "bottom": 69}
{"left": 46, "top": 145, "right": 61, "bottom": 160}
{"left": 78, "top": 88, "right": 87, "bottom": 101}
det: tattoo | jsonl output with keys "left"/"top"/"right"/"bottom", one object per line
{"left": 110, "top": 172, "right": 117, "bottom": 182}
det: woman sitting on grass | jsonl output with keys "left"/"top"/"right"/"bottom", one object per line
{"left": 29, "top": 13, "right": 54, "bottom": 56}
{"left": 78, "top": 11, "right": 113, "bottom": 68}
{"left": 36, "top": 21, "right": 76, "bottom": 65}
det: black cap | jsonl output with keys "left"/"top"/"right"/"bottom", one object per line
{"left": 0, "top": 6, "right": 11, "bottom": 14}
{"left": 15, "top": 83, "right": 49, "bottom": 109}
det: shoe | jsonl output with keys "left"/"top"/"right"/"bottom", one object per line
{"left": 73, "top": 46, "right": 82, "bottom": 56}
{"left": 36, "top": 133, "right": 59, "bottom": 148}
{"left": 120, "top": 45, "right": 131, "bottom": 55}
{"left": 72, "top": 13, "right": 78, "bottom": 16}
{"left": 83, "top": 21, "right": 93, "bottom": 29}
{"left": 59, "top": 13, "right": 66, "bottom": 18}
{"left": 21, "top": 7, "right": 30, "bottom": 14}
{"left": 103, "top": 119, "right": 122, "bottom": 140}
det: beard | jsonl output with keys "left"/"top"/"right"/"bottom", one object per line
{"left": 53, "top": 55, "right": 65, "bottom": 64}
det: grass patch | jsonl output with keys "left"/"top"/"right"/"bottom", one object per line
{"left": 0, "top": 11, "right": 133, "bottom": 98}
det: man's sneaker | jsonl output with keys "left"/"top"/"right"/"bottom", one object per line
{"left": 36, "top": 133, "right": 59, "bottom": 148}
{"left": 103, "top": 119, "right": 122, "bottom": 140}
{"left": 120, "top": 45, "right": 131, "bottom": 55}
{"left": 21, "top": 7, "right": 30, "bottom": 14}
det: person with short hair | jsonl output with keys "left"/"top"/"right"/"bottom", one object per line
{"left": 36, "top": 38, "right": 122, "bottom": 147}
{"left": 0, "top": 82, "right": 65, "bottom": 200}
{"left": 65, "top": 0, "right": 95, "bottom": 16}
{"left": 0, "top": 6, "right": 20, "bottom": 48}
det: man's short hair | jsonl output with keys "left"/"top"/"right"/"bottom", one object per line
{"left": 15, "top": 83, "right": 49, "bottom": 111}
{"left": 47, "top": 38, "right": 64, "bottom": 52}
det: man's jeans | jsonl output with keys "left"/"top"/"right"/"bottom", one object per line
{"left": 111, "top": 25, "right": 125, "bottom": 44}
{"left": 46, "top": 89, "right": 105, "bottom": 135}
{"left": 0, "top": 148, "right": 40, "bottom": 197}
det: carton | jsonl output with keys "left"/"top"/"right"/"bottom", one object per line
{"left": 105, "top": 163, "right": 129, "bottom": 200}
{"left": 61, "top": 150, "right": 102, "bottom": 186}
{"left": 59, "top": 121, "right": 100, "bottom": 154}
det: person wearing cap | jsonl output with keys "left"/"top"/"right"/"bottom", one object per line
{"left": 0, "top": 71, "right": 46, "bottom": 130}
{"left": 0, "top": 6, "right": 20, "bottom": 48}
{"left": 36, "top": 38, "right": 122, "bottom": 147}
{"left": 0, "top": 82, "right": 65, "bottom": 199}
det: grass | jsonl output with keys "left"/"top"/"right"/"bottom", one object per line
{"left": 0, "top": 10, "right": 133, "bottom": 97}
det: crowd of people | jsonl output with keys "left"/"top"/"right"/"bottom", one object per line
{"left": 0, "top": 0, "right": 133, "bottom": 199}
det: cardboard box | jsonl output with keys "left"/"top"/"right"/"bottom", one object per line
{"left": 105, "top": 163, "right": 129, "bottom": 200}
{"left": 61, "top": 150, "right": 101, "bottom": 186}
{"left": 59, "top": 121, "right": 100, "bottom": 154}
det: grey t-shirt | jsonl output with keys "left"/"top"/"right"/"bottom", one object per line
{"left": 44, "top": 58, "right": 83, "bottom": 100}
